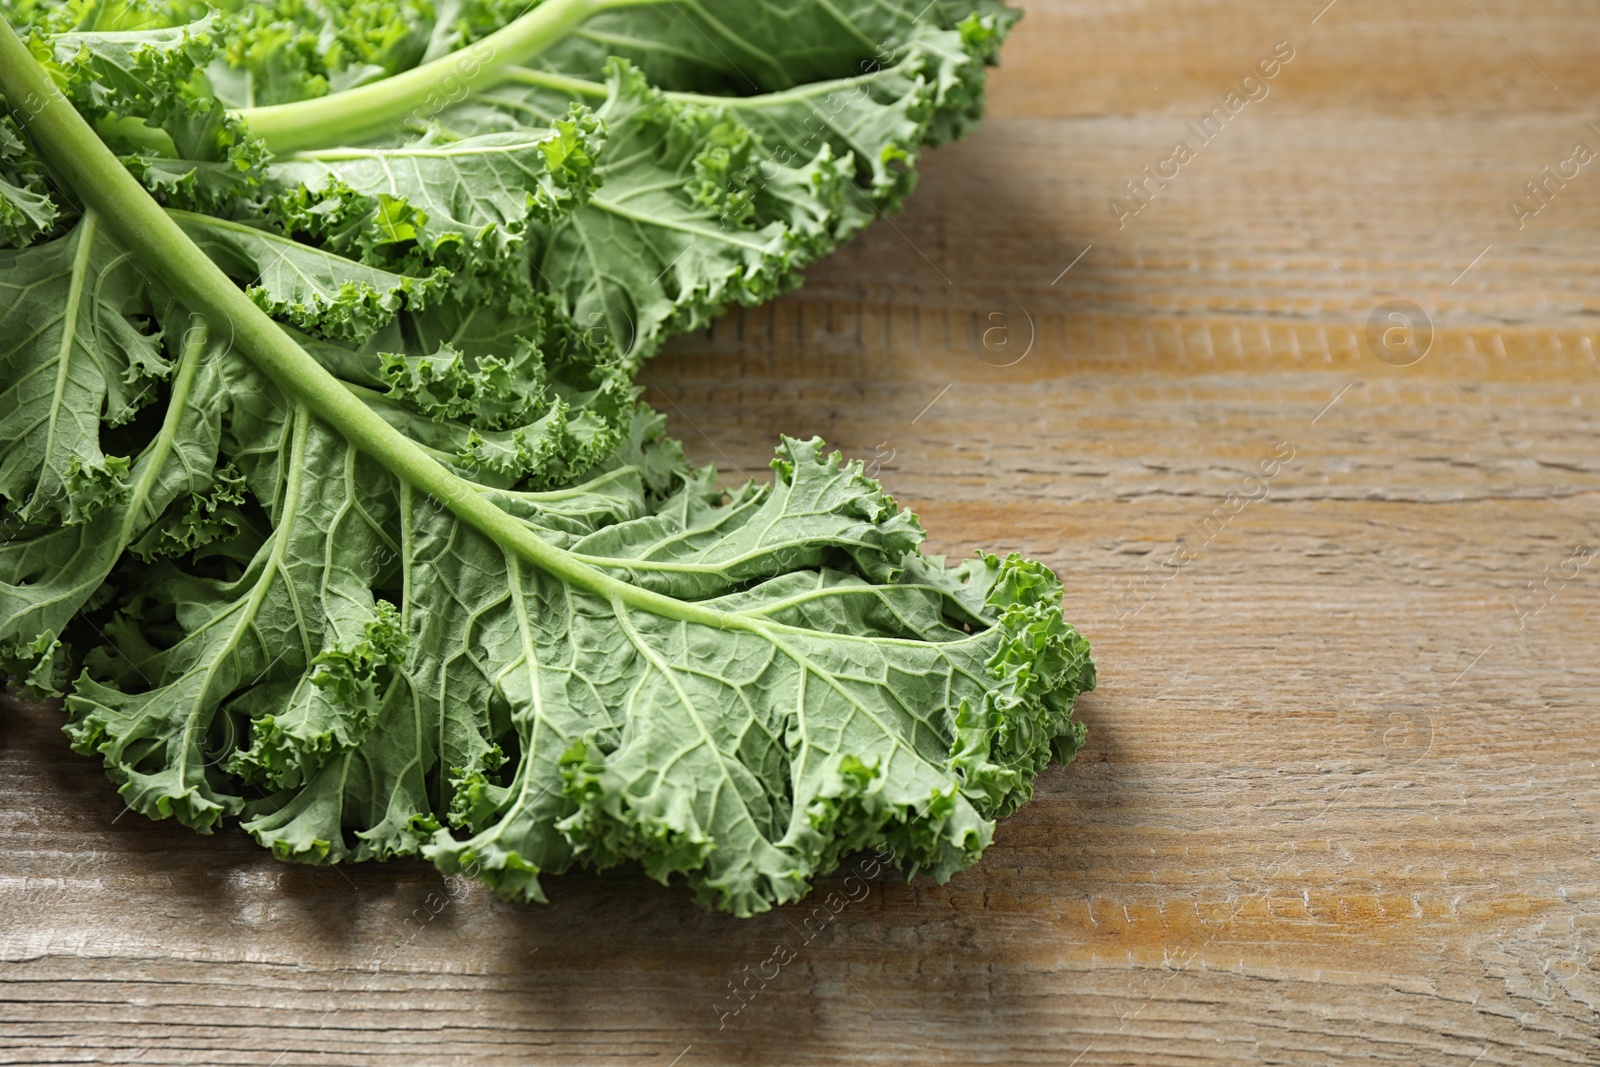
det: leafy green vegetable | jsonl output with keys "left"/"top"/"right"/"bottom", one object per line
{"left": 0, "top": 0, "right": 1096, "bottom": 915}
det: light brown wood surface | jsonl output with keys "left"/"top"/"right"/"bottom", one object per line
{"left": 5, "top": 1, "right": 1599, "bottom": 1063}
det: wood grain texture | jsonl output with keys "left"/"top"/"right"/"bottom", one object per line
{"left": 4, "top": 1, "right": 1599, "bottom": 1063}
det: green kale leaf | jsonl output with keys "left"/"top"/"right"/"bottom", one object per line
{"left": 0, "top": 0, "right": 1097, "bottom": 916}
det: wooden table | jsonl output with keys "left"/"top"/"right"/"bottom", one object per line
{"left": 4, "top": 1, "right": 1598, "bottom": 1063}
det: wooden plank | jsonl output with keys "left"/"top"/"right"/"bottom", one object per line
{"left": 3, "top": 1, "right": 1598, "bottom": 1063}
